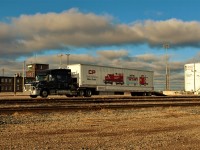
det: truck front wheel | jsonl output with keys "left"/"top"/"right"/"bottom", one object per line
{"left": 40, "top": 89, "right": 49, "bottom": 98}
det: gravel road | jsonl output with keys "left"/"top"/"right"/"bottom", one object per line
{"left": 1, "top": 106, "right": 200, "bottom": 149}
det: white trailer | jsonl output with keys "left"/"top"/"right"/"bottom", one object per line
{"left": 185, "top": 63, "right": 200, "bottom": 94}
{"left": 68, "top": 64, "right": 154, "bottom": 96}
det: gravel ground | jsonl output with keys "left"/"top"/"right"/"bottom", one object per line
{"left": 1, "top": 106, "right": 200, "bottom": 149}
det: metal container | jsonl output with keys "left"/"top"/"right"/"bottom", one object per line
{"left": 184, "top": 63, "right": 200, "bottom": 93}
{"left": 68, "top": 64, "right": 154, "bottom": 93}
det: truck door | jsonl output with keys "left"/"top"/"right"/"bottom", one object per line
{"left": 48, "top": 75, "right": 57, "bottom": 93}
{"left": 56, "top": 74, "right": 70, "bottom": 89}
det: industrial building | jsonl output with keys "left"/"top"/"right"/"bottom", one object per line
{"left": 0, "top": 63, "right": 49, "bottom": 93}
{"left": 0, "top": 76, "right": 23, "bottom": 92}
{"left": 25, "top": 63, "right": 49, "bottom": 83}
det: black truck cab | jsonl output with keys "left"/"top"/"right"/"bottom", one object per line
{"left": 30, "top": 69, "right": 78, "bottom": 98}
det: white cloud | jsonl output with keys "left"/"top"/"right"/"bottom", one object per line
{"left": 1, "top": 10, "right": 200, "bottom": 59}
{"left": 97, "top": 50, "right": 128, "bottom": 59}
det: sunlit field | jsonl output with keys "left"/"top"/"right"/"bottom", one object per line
{"left": 1, "top": 106, "right": 200, "bottom": 149}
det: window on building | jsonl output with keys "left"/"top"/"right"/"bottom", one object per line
{"left": 27, "top": 65, "right": 33, "bottom": 71}
{"left": 9, "top": 79, "right": 12, "bottom": 83}
{"left": 1, "top": 78, "right": 4, "bottom": 83}
{"left": 5, "top": 79, "right": 7, "bottom": 83}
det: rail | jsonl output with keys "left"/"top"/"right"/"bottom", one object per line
{"left": 1, "top": 96, "right": 200, "bottom": 113}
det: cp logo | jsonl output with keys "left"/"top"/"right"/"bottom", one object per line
{"left": 88, "top": 70, "right": 96, "bottom": 74}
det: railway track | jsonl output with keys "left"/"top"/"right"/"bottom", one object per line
{"left": 1, "top": 96, "right": 200, "bottom": 112}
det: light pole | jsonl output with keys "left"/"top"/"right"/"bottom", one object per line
{"left": 57, "top": 54, "right": 63, "bottom": 68}
{"left": 66, "top": 54, "right": 70, "bottom": 68}
{"left": 23, "top": 61, "right": 25, "bottom": 92}
{"left": 2, "top": 68, "right": 4, "bottom": 76}
{"left": 14, "top": 74, "right": 16, "bottom": 96}
{"left": 194, "top": 63, "right": 196, "bottom": 93}
{"left": 163, "top": 43, "right": 170, "bottom": 91}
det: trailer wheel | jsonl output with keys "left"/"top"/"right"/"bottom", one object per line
{"left": 40, "top": 89, "right": 48, "bottom": 98}
{"left": 131, "top": 92, "right": 136, "bottom": 96}
{"left": 85, "top": 89, "right": 92, "bottom": 97}
{"left": 79, "top": 90, "right": 85, "bottom": 97}
{"left": 30, "top": 95, "right": 37, "bottom": 98}
{"left": 147, "top": 92, "right": 152, "bottom": 96}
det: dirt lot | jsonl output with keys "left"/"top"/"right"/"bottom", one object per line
{"left": 1, "top": 106, "right": 200, "bottom": 149}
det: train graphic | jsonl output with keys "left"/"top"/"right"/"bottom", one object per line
{"left": 104, "top": 73, "right": 148, "bottom": 86}
{"left": 139, "top": 75, "right": 148, "bottom": 86}
{"left": 126, "top": 75, "right": 138, "bottom": 85}
{"left": 104, "top": 73, "right": 124, "bottom": 85}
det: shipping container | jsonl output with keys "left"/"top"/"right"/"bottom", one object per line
{"left": 68, "top": 64, "right": 154, "bottom": 96}
{"left": 184, "top": 63, "right": 200, "bottom": 93}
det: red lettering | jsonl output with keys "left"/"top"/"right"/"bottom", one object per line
{"left": 88, "top": 70, "right": 96, "bottom": 74}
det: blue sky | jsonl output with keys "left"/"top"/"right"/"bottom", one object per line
{"left": 1, "top": 0, "right": 200, "bottom": 21}
{"left": 1, "top": 0, "right": 200, "bottom": 90}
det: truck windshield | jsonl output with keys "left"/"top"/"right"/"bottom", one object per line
{"left": 36, "top": 75, "right": 48, "bottom": 81}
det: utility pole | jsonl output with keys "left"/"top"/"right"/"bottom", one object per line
{"left": 66, "top": 54, "right": 70, "bottom": 68}
{"left": 57, "top": 54, "right": 63, "bottom": 68}
{"left": 163, "top": 43, "right": 170, "bottom": 91}
{"left": 14, "top": 74, "right": 16, "bottom": 96}
{"left": 23, "top": 61, "right": 25, "bottom": 92}
{"left": 2, "top": 68, "right": 4, "bottom": 76}
{"left": 194, "top": 63, "right": 196, "bottom": 93}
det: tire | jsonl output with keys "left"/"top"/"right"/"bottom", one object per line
{"left": 78, "top": 90, "right": 85, "bottom": 97}
{"left": 85, "top": 89, "right": 92, "bottom": 97}
{"left": 40, "top": 89, "right": 48, "bottom": 98}
{"left": 147, "top": 92, "right": 152, "bottom": 96}
{"left": 143, "top": 92, "right": 147, "bottom": 96}
{"left": 131, "top": 92, "right": 136, "bottom": 96}
{"left": 30, "top": 95, "right": 37, "bottom": 98}
{"left": 66, "top": 94, "right": 73, "bottom": 97}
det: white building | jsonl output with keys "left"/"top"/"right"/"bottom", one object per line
{"left": 185, "top": 63, "right": 200, "bottom": 94}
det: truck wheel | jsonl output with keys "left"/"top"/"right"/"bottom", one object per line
{"left": 79, "top": 90, "right": 85, "bottom": 97}
{"left": 147, "top": 92, "right": 152, "bottom": 96}
{"left": 66, "top": 94, "right": 73, "bottom": 97}
{"left": 30, "top": 95, "right": 37, "bottom": 98}
{"left": 131, "top": 92, "right": 136, "bottom": 96}
{"left": 40, "top": 90, "right": 48, "bottom": 98}
{"left": 85, "top": 89, "right": 92, "bottom": 97}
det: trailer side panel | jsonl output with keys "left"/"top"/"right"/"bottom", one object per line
{"left": 68, "top": 64, "right": 154, "bottom": 93}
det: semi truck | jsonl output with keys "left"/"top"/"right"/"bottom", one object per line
{"left": 29, "top": 64, "right": 154, "bottom": 98}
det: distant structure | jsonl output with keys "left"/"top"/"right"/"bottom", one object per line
{"left": 0, "top": 76, "right": 23, "bottom": 92}
{"left": 185, "top": 63, "right": 200, "bottom": 94}
{"left": 0, "top": 63, "right": 49, "bottom": 93}
{"left": 26, "top": 63, "right": 49, "bottom": 83}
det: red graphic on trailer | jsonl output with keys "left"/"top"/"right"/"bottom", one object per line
{"left": 104, "top": 73, "right": 124, "bottom": 85}
{"left": 126, "top": 75, "right": 138, "bottom": 85}
{"left": 139, "top": 75, "right": 148, "bottom": 86}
